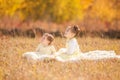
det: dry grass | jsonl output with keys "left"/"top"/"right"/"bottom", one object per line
{"left": 0, "top": 36, "right": 120, "bottom": 80}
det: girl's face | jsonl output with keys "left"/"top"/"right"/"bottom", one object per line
{"left": 64, "top": 27, "right": 75, "bottom": 39}
{"left": 40, "top": 35, "right": 50, "bottom": 46}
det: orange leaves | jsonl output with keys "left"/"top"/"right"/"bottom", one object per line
{"left": 80, "top": 0, "right": 94, "bottom": 10}
{"left": 0, "top": 0, "right": 118, "bottom": 23}
{"left": 91, "top": 0, "right": 116, "bottom": 22}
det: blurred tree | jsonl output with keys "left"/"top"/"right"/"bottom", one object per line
{"left": 0, "top": 0, "right": 118, "bottom": 23}
{"left": 0, "top": 0, "right": 23, "bottom": 17}
{"left": 90, "top": 0, "right": 116, "bottom": 22}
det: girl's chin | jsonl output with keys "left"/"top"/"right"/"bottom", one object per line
{"left": 64, "top": 35, "right": 67, "bottom": 38}
{"left": 64, "top": 34, "right": 67, "bottom": 37}
{"left": 41, "top": 43, "right": 49, "bottom": 46}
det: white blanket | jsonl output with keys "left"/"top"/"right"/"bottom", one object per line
{"left": 23, "top": 50, "right": 120, "bottom": 62}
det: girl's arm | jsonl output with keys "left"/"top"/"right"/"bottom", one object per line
{"left": 51, "top": 46, "right": 56, "bottom": 54}
{"left": 36, "top": 44, "right": 41, "bottom": 52}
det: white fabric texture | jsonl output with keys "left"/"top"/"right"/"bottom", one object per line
{"left": 56, "top": 50, "right": 120, "bottom": 62}
{"left": 55, "top": 38, "right": 81, "bottom": 55}
{"left": 66, "top": 38, "right": 81, "bottom": 54}
{"left": 36, "top": 44, "right": 56, "bottom": 55}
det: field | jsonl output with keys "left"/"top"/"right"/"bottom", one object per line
{"left": 0, "top": 36, "right": 120, "bottom": 80}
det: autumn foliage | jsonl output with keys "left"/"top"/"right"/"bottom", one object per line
{"left": 0, "top": 0, "right": 119, "bottom": 22}
{"left": 0, "top": 0, "right": 119, "bottom": 37}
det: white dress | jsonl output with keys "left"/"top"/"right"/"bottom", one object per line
{"left": 55, "top": 38, "right": 82, "bottom": 61}
{"left": 22, "top": 43, "right": 56, "bottom": 61}
{"left": 78, "top": 50, "right": 120, "bottom": 60}
{"left": 55, "top": 38, "right": 120, "bottom": 62}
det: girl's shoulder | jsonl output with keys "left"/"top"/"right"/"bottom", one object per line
{"left": 49, "top": 45, "right": 55, "bottom": 48}
{"left": 70, "top": 38, "right": 77, "bottom": 42}
{"left": 38, "top": 43, "right": 44, "bottom": 47}
{"left": 68, "top": 38, "right": 79, "bottom": 46}
{"left": 48, "top": 45, "right": 56, "bottom": 52}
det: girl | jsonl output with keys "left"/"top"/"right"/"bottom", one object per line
{"left": 55, "top": 25, "right": 82, "bottom": 61}
{"left": 55, "top": 25, "right": 120, "bottom": 62}
{"left": 23, "top": 33, "right": 56, "bottom": 61}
